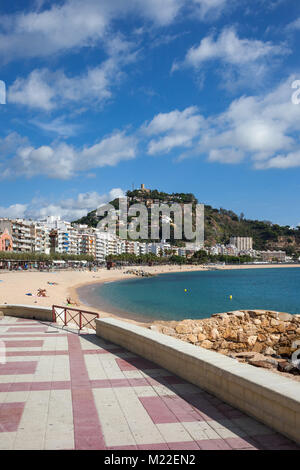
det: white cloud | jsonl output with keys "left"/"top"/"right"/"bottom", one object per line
{"left": 254, "top": 152, "right": 300, "bottom": 170}
{"left": 143, "top": 106, "right": 205, "bottom": 155}
{"left": 8, "top": 70, "right": 56, "bottom": 110}
{"left": 173, "top": 27, "right": 289, "bottom": 86}
{"left": 192, "top": 75, "right": 300, "bottom": 169}
{"left": 208, "top": 148, "right": 244, "bottom": 164}
{"left": 0, "top": 204, "right": 28, "bottom": 219}
{"left": 191, "top": 0, "right": 229, "bottom": 19}
{"left": 0, "top": 0, "right": 189, "bottom": 62}
{"left": 30, "top": 116, "right": 80, "bottom": 137}
{"left": 185, "top": 28, "right": 284, "bottom": 66}
{"left": 0, "top": 0, "right": 235, "bottom": 62}
{"left": 8, "top": 40, "right": 137, "bottom": 111}
{"left": 0, "top": 188, "right": 125, "bottom": 221}
{"left": 0, "top": 131, "right": 137, "bottom": 179}
{"left": 27, "top": 188, "right": 125, "bottom": 220}
{"left": 142, "top": 75, "right": 300, "bottom": 170}
{"left": 135, "top": 0, "right": 184, "bottom": 26}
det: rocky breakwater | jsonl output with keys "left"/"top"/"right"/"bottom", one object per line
{"left": 151, "top": 310, "right": 300, "bottom": 378}
{"left": 124, "top": 269, "right": 154, "bottom": 277}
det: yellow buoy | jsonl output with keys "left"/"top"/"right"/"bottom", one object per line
{"left": 229, "top": 295, "right": 232, "bottom": 300}
{"left": 184, "top": 289, "right": 187, "bottom": 293}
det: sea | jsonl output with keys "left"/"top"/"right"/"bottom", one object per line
{"left": 77, "top": 267, "right": 300, "bottom": 322}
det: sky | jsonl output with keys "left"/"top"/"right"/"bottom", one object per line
{"left": 1, "top": 0, "right": 300, "bottom": 226}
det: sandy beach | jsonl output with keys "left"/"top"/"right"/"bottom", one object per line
{"left": 0, "top": 263, "right": 299, "bottom": 324}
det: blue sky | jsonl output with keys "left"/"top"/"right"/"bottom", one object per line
{"left": 1, "top": 0, "right": 300, "bottom": 226}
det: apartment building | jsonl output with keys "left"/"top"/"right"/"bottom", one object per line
{"left": 41, "top": 217, "right": 80, "bottom": 255}
{"left": 0, "top": 229, "right": 13, "bottom": 252}
{"left": 230, "top": 237, "right": 253, "bottom": 251}
{"left": 30, "top": 224, "right": 50, "bottom": 254}
{"left": 0, "top": 219, "right": 36, "bottom": 253}
{"left": 259, "top": 250, "right": 286, "bottom": 262}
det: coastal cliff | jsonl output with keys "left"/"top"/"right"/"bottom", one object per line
{"left": 151, "top": 310, "right": 300, "bottom": 377}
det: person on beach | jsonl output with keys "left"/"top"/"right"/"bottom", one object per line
{"left": 66, "top": 297, "right": 79, "bottom": 306}
{"left": 37, "top": 288, "right": 47, "bottom": 297}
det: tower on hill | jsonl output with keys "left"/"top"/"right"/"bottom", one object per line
{"left": 140, "top": 184, "right": 150, "bottom": 193}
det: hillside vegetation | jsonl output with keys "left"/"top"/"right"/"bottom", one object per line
{"left": 73, "top": 189, "right": 300, "bottom": 255}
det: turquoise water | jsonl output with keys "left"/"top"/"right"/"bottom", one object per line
{"left": 78, "top": 268, "right": 300, "bottom": 321}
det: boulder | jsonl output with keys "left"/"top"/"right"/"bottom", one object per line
{"left": 200, "top": 340, "right": 213, "bottom": 349}
{"left": 158, "top": 309, "right": 300, "bottom": 378}
{"left": 197, "top": 333, "right": 207, "bottom": 342}
{"left": 228, "top": 311, "right": 245, "bottom": 319}
{"left": 249, "top": 360, "right": 277, "bottom": 370}
{"left": 278, "top": 346, "right": 292, "bottom": 356}
{"left": 210, "top": 328, "right": 220, "bottom": 340}
{"left": 278, "top": 312, "right": 293, "bottom": 322}
{"left": 247, "top": 335, "right": 258, "bottom": 347}
{"left": 187, "top": 334, "right": 198, "bottom": 344}
{"left": 251, "top": 342, "right": 264, "bottom": 353}
{"left": 264, "top": 346, "right": 276, "bottom": 356}
{"left": 162, "top": 327, "right": 176, "bottom": 336}
{"left": 175, "top": 323, "right": 193, "bottom": 334}
{"left": 247, "top": 310, "right": 265, "bottom": 317}
{"left": 223, "top": 329, "right": 238, "bottom": 341}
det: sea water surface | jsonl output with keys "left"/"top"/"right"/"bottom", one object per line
{"left": 78, "top": 267, "right": 300, "bottom": 322}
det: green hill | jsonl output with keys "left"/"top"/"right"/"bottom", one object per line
{"left": 72, "top": 188, "right": 300, "bottom": 256}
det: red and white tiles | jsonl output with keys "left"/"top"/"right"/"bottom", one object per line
{"left": 0, "top": 315, "right": 299, "bottom": 450}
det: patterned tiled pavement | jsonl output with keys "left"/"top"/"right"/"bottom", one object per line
{"left": 0, "top": 316, "right": 299, "bottom": 450}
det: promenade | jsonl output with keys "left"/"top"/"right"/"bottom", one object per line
{"left": 0, "top": 316, "right": 299, "bottom": 450}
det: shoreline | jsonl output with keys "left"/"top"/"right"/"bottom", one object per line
{"left": 73, "top": 263, "right": 300, "bottom": 326}
{"left": 1, "top": 263, "right": 300, "bottom": 328}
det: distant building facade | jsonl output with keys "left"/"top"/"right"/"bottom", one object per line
{"left": 230, "top": 237, "right": 253, "bottom": 251}
{"left": 259, "top": 251, "right": 286, "bottom": 262}
{"left": 0, "top": 229, "right": 13, "bottom": 252}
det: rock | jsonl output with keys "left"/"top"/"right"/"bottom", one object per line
{"left": 266, "top": 311, "right": 279, "bottom": 319}
{"left": 228, "top": 311, "right": 245, "bottom": 319}
{"left": 251, "top": 342, "right": 264, "bottom": 353}
{"left": 278, "top": 312, "right": 293, "bottom": 322}
{"left": 192, "top": 327, "right": 203, "bottom": 334}
{"left": 158, "top": 310, "right": 300, "bottom": 377}
{"left": 200, "top": 340, "right": 213, "bottom": 349}
{"left": 278, "top": 347, "right": 292, "bottom": 356}
{"left": 278, "top": 361, "right": 300, "bottom": 375}
{"left": 237, "top": 332, "right": 248, "bottom": 343}
{"left": 276, "top": 323, "right": 286, "bottom": 333}
{"left": 247, "top": 335, "right": 258, "bottom": 347}
{"left": 175, "top": 323, "right": 193, "bottom": 334}
{"left": 210, "top": 328, "right": 220, "bottom": 340}
{"left": 162, "top": 327, "right": 175, "bottom": 336}
{"left": 212, "top": 313, "right": 226, "bottom": 318}
{"left": 247, "top": 310, "right": 265, "bottom": 317}
{"left": 257, "top": 334, "right": 267, "bottom": 342}
{"left": 264, "top": 346, "right": 276, "bottom": 355}
{"left": 187, "top": 334, "right": 198, "bottom": 344}
{"left": 234, "top": 352, "right": 257, "bottom": 359}
{"left": 223, "top": 329, "right": 238, "bottom": 341}
{"left": 269, "top": 334, "right": 280, "bottom": 343}
{"left": 197, "top": 333, "right": 207, "bottom": 342}
{"left": 249, "top": 360, "right": 277, "bottom": 370}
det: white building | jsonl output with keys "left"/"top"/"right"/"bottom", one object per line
{"left": 230, "top": 237, "right": 253, "bottom": 251}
